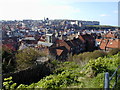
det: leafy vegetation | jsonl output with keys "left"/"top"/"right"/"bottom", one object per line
{"left": 16, "top": 48, "right": 46, "bottom": 70}
{"left": 2, "top": 46, "right": 16, "bottom": 73}
{"left": 108, "top": 48, "right": 120, "bottom": 56}
{"left": 3, "top": 52, "right": 120, "bottom": 89}
{"left": 69, "top": 50, "right": 107, "bottom": 66}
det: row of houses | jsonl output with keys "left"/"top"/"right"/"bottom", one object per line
{"left": 49, "top": 34, "right": 95, "bottom": 60}
{"left": 50, "top": 31, "right": 120, "bottom": 60}
{"left": 3, "top": 30, "right": 120, "bottom": 61}
{"left": 9, "top": 33, "right": 95, "bottom": 60}
{"left": 96, "top": 31, "right": 120, "bottom": 51}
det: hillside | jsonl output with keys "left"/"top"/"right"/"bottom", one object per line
{"left": 3, "top": 52, "right": 120, "bottom": 89}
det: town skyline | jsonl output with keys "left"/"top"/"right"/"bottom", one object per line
{"left": 0, "top": 0, "right": 119, "bottom": 26}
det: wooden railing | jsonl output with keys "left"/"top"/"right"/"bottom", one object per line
{"left": 104, "top": 65, "right": 120, "bottom": 90}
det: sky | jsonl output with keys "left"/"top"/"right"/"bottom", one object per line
{"left": 0, "top": 0, "right": 119, "bottom": 26}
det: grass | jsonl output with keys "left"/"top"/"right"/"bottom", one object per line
{"left": 3, "top": 52, "right": 120, "bottom": 89}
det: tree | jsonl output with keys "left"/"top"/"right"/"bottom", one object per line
{"left": 16, "top": 48, "right": 46, "bottom": 70}
{"left": 2, "top": 46, "right": 16, "bottom": 73}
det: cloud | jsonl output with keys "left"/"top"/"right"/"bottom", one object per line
{"left": 0, "top": 0, "right": 81, "bottom": 20}
{"left": 100, "top": 14, "right": 109, "bottom": 17}
{"left": 40, "top": 5, "right": 81, "bottom": 19}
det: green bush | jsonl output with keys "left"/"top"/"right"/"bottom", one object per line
{"left": 2, "top": 46, "right": 16, "bottom": 73}
{"left": 16, "top": 48, "right": 46, "bottom": 70}
{"left": 3, "top": 77, "right": 17, "bottom": 89}
{"left": 83, "top": 53, "right": 120, "bottom": 76}
{"left": 3, "top": 53, "right": 120, "bottom": 89}
{"left": 108, "top": 48, "right": 120, "bottom": 56}
{"left": 92, "top": 50, "right": 107, "bottom": 59}
{"left": 71, "top": 50, "right": 107, "bottom": 66}
{"left": 82, "top": 73, "right": 104, "bottom": 88}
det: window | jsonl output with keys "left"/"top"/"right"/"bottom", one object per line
{"left": 98, "top": 42, "right": 100, "bottom": 44}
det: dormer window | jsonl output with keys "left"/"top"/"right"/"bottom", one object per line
{"left": 98, "top": 42, "right": 100, "bottom": 44}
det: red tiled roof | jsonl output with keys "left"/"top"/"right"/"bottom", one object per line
{"left": 56, "top": 49, "right": 63, "bottom": 56}
{"left": 56, "top": 39, "right": 64, "bottom": 43}
{"left": 78, "top": 35, "right": 86, "bottom": 43}
{"left": 100, "top": 39, "right": 109, "bottom": 50}
{"left": 3, "top": 44, "right": 16, "bottom": 51}
{"left": 65, "top": 40, "right": 74, "bottom": 47}
{"left": 38, "top": 39, "right": 45, "bottom": 42}
{"left": 78, "top": 34, "right": 95, "bottom": 43}
{"left": 104, "top": 32, "right": 116, "bottom": 38}
{"left": 100, "top": 39, "right": 120, "bottom": 50}
{"left": 96, "top": 39, "right": 102, "bottom": 42}
{"left": 70, "top": 40, "right": 77, "bottom": 46}
{"left": 106, "top": 39, "right": 119, "bottom": 48}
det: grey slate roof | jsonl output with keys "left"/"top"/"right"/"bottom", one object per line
{"left": 38, "top": 41, "right": 53, "bottom": 47}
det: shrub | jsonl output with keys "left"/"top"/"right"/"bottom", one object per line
{"left": 82, "top": 53, "right": 120, "bottom": 76}
{"left": 71, "top": 50, "right": 107, "bottom": 65}
{"left": 91, "top": 50, "right": 107, "bottom": 59}
{"left": 67, "top": 53, "right": 73, "bottom": 61}
{"left": 86, "top": 73, "right": 104, "bottom": 88}
{"left": 3, "top": 53, "right": 120, "bottom": 89}
{"left": 2, "top": 46, "right": 16, "bottom": 73}
{"left": 108, "top": 48, "right": 120, "bottom": 55}
{"left": 16, "top": 48, "right": 46, "bottom": 70}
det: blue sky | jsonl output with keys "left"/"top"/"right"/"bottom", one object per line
{"left": 69, "top": 2, "right": 118, "bottom": 26}
{"left": 0, "top": 0, "right": 119, "bottom": 26}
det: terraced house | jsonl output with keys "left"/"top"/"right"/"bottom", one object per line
{"left": 49, "top": 33, "right": 95, "bottom": 60}
{"left": 96, "top": 31, "right": 120, "bottom": 51}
